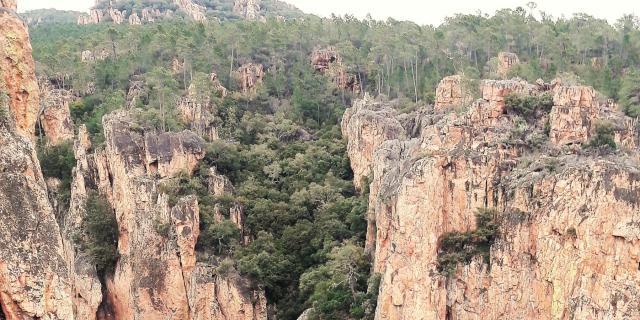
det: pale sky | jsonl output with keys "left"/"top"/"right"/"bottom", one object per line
{"left": 17, "top": 0, "right": 638, "bottom": 26}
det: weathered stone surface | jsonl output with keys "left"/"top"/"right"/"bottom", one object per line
{"left": 177, "top": 83, "right": 224, "bottom": 141}
{"left": 342, "top": 76, "right": 640, "bottom": 320}
{"left": 233, "top": 0, "right": 262, "bottom": 20}
{"left": 0, "top": 0, "right": 16, "bottom": 10}
{"left": 311, "top": 47, "right": 360, "bottom": 93}
{"left": 128, "top": 12, "right": 141, "bottom": 25}
{"left": 174, "top": 0, "right": 206, "bottom": 21}
{"left": 62, "top": 110, "right": 265, "bottom": 320}
{"left": 103, "top": 110, "right": 206, "bottom": 178}
{"left": 496, "top": 51, "right": 520, "bottom": 76}
{"left": 187, "top": 266, "right": 267, "bottom": 320}
{"left": 311, "top": 47, "right": 340, "bottom": 72}
{"left": 0, "top": 7, "right": 40, "bottom": 137}
{"left": 434, "top": 75, "right": 465, "bottom": 110}
{"left": 341, "top": 95, "right": 407, "bottom": 191}
{"left": 235, "top": 63, "right": 264, "bottom": 95}
{"left": 0, "top": 11, "right": 75, "bottom": 317}
{"left": 39, "top": 80, "right": 75, "bottom": 145}
{"left": 549, "top": 85, "right": 599, "bottom": 146}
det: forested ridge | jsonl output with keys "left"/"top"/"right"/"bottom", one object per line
{"left": 26, "top": 3, "right": 640, "bottom": 319}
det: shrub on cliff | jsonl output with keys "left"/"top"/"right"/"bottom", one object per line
{"left": 83, "top": 191, "right": 119, "bottom": 276}
{"left": 437, "top": 208, "right": 499, "bottom": 276}
{"left": 585, "top": 121, "right": 617, "bottom": 149}
{"left": 504, "top": 92, "right": 553, "bottom": 118}
{"left": 38, "top": 141, "right": 76, "bottom": 207}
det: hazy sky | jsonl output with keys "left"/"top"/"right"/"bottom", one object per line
{"left": 17, "top": 0, "right": 638, "bottom": 26}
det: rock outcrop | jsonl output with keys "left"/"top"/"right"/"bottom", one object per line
{"left": 38, "top": 80, "right": 75, "bottom": 144}
{"left": 311, "top": 47, "right": 360, "bottom": 93}
{"left": 549, "top": 85, "right": 599, "bottom": 146}
{"left": 0, "top": 3, "right": 76, "bottom": 318}
{"left": 0, "top": 4, "right": 40, "bottom": 137}
{"left": 0, "top": 109, "right": 75, "bottom": 320}
{"left": 175, "top": 0, "right": 206, "bottom": 21}
{"left": 343, "top": 76, "right": 640, "bottom": 320}
{"left": 62, "top": 110, "right": 266, "bottom": 320}
{"left": 81, "top": 49, "right": 109, "bottom": 63}
{"left": 177, "top": 84, "right": 220, "bottom": 141}
{"left": 235, "top": 63, "right": 264, "bottom": 95}
{"left": 434, "top": 75, "right": 464, "bottom": 110}
{"left": 497, "top": 51, "right": 520, "bottom": 76}
{"left": 78, "top": 0, "right": 204, "bottom": 25}
{"left": 233, "top": 0, "right": 262, "bottom": 20}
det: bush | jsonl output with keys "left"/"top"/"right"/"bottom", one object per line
{"left": 437, "top": 208, "right": 499, "bottom": 276}
{"left": 83, "top": 191, "right": 119, "bottom": 276}
{"left": 504, "top": 92, "right": 553, "bottom": 118}
{"left": 38, "top": 142, "right": 76, "bottom": 207}
{"left": 585, "top": 121, "right": 617, "bottom": 149}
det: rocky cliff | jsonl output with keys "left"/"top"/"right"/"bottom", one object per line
{"left": 77, "top": 0, "right": 204, "bottom": 25}
{"left": 1, "top": 2, "right": 267, "bottom": 318}
{"left": 61, "top": 110, "right": 267, "bottom": 320}
{"left": 343, "top": 76, "right": 640, "bottom": 319}
{"left": 0, "top": 4, "right": 40, "bottom": 137}
{"left": 0, "top": 3, "right": 76, "bottom": 319}
{"left": 38, "top": 79, "right": 75, "bottom": 145}
{"left": 233, "top": 0, "right": 262, "bottom": 20}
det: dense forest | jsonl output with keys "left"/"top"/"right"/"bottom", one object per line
{"left": 27, "top": 4, "right": 640, "bottom": 319}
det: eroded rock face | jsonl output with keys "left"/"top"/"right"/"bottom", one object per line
{"left": 0, "top": 6, "right": 40, "bottom": 137}
{"left": 1, "top": 0, "right": 16, "bottom": 10}
{"left": 64, "top": 110, "right": 265, "bottom": 320}
{"left": 174, "top": 0, "right": 206, "bottom": 21}
{"left": 235, "top": 63, "right": 264, "bottom": 95}
{"left": 434, "top": 75, "right": 464, "bottom": 110}
{"left": 177, "top": 83, "right": 221, "bottom": 141}
{"left": 187, "top": 267, "right": 267, "bottom": 320}
{"left": 343, "top": 77, "right": 640, "bottom": 320}
{"left": 233, "top": 0, "right": 262, "bottom": 20}
{"left": 497, "top": 52, "right": 520, "bottom": 76}
{"left": 0, "top": 5, "right": 75, "bottom": 317}
{"left": 39, "top": 80, "right": 75, "bottom": 145}
{"left": 311, "top": 47, "right": 360, "bottom": 93}
{"left": 549, "top": 85, "right": 599, "bottom": 146}
{"left": 128, "top": 12, "right": 140, "bottom": 25}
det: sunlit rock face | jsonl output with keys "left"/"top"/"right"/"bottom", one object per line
{"left": 233, "top": 0, "right": 262, "bottom": 20}
{"left": 0, "top": 3, "right": 75, "bottom": 319}
{"left": 343, "top": 75, "right": 640, "bottom": 320}
{"left": 0, "top": 4, "right": 40, "bottom": 138}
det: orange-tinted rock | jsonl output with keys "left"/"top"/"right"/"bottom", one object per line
{"left": 343, "top": 77, "right": 640, "bottom": 319}
{"left": 235, "top": 63, "right": 264, "bottom": 95}
{"left": 549, "top": 85, "right": 599, "bottom": 146}
{"left": 0, "top": 7, "right": 40, "bottom": 137}
{"left": 1, "top": 0, "right": 16, "bottom": 10}
{"left": 233, "top": 0, "right": 262, "bottom": 20}
{"left": 311, "top": 47, "right": 360, "bottom": 93}
{"left": 39, "top": 81, "right": 75, "bottom": 145}
{"left": 497, "top": 52, "right": 520, "bottom": 76}
{"left": 0, "top": 4, "right": 75, "bottom": 318}
{"left": 434, "top": 75, "right": 464, "bottom": 110}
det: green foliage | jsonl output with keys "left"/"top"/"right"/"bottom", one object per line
{"left": 619, "top": 69, "right": 640, "bottom": 118}
{"left": 200, "top": 219, "right": 240, "bottom": 255}
{"left": 31, "top": 7, "right": 640, "bottom": 319}
{"left": 82, "top": 191, "right": 119, "bottom": 276}
{"left": 437, "top": 208, "right": 499, "bottom": 276}
{"left": 585, "top": 121, "right": 617, "bottom": 149}
{"left": 37, "top": 142, "right": 75, "bottom": 207}
{"left": 299, "top": 242, "right": 376, "bottom": 320}
{"left": 504, "top": 92, "right": 553, "bottom": 118}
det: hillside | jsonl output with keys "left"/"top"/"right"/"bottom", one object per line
{"left": 0, "top": 0, "right": 639, "bottom": 319}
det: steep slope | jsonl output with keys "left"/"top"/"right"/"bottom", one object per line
{"left": 0, "top": 4, "right": 40, "bottom": 137}
{"left": 0, "top": 2, "right": 75, "bottom": 319}
{"left": 343, "top": 76, "right": 640, "bottom": 319}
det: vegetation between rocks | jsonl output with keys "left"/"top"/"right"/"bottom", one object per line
{"left": 437, "top": 208, "right": 499, "bottom": 276}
